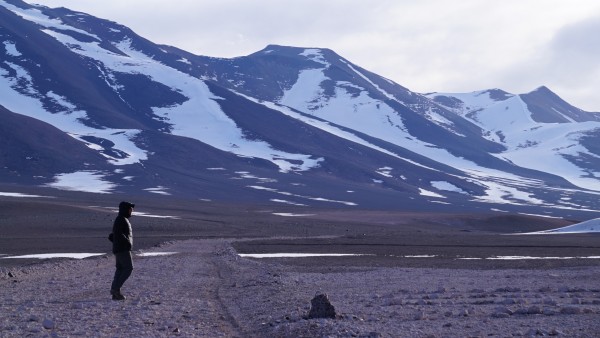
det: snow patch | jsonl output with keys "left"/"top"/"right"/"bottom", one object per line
{"left": 520, "top": 218, "right": 600, "bottom": 234}
{"left": 0, "top": 51, "right": 147, "bottom": 165}
{"left": 300, "top": 49, "right": 330, "bottom": 67}
{"left": 3, "top": 41, "right": 21, "bottom": 57}
{"left": 2, "top": 253, "right": 103, "bottom": 260}
{"left": 419, "top": 188, "right": 445, "bottom": 198}
{"left": 376, "top": 167, "right": 393, "bottom": 178}
{"left": 272, "top": 213, "right": 315, "bottom": 217}
{"left": 177, "top": 58, "right": 191, "bottom": 65}
{"left": 433, "top": 91, "right": 600, "bottom": 191}
{"left": 1, "top": 1, "right": 99, "bottom": 40}
{"left": 270, "top": 199, "right": 307, "bottom": 207}
{"left": 36, "top": 28, "right": 320, "bottom": 173}
{"left": 45, "top": 171, "right": 115, "bottom": 194}
{"left": 239, "top": 253, "right": 372, "bottom": 258}
{"left": 0, "top": 192, "right": 51, "bottom": 198}
{"left": 106, "top": 40, "right": 321, "bottom": 173}
{"left": 134, "top": 212, "right": 180, "bottom": 219}
{"left": 137, "top": 252, "right": 178, "bottom": 257}
{"left": 431, "top": 181, "right": 468, "bottom": 194}
{"left": 248, "top": 185, "right": 357, "bottom": 206}
{"left": 144, "top": 186, "right": 171, "bottom": 195}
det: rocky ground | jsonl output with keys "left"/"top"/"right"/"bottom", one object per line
{"left": 2, "top": 238, "right": 600, "bottom": 337}
{"left": 2, "top": 194, "right": 600, "bottom": 337}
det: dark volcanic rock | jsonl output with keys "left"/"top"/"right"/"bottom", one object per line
{"left": 308, "top": 293, "right": 337, "bottom": 319}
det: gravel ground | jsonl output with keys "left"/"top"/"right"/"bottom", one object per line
{"left": 2, "top": 239, "right": 600, "bottom": 337}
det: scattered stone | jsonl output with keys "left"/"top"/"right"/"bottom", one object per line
{"left": 527, "top": 305, "right": 543, "bottom": 315}
{"left": 559, "top": 286, "right": 586, "bottom": 293}
{"left": 28, "top": 327, "right": 41, "bottom": 334}
{"left": 307, "top": 293, "right": 336, "bottom": 319}
{"left": 417, "top": 299, "right": 431, "bottom": 306}
{"left": 494, "top": 306, "right": 513, "bottom": 315}
{"left": 382, "top": 298, "right": 403, "bottom": 306}
{"left": 513, "top": 306, "right": 543, "bottom": 315}
{"left": 527, "top": 328, "right": 552, "bottom": 336}
{"left": 42, "top": 319, "right": 55, "bottom": 330}
{"left": 560, "top": 306, "right": 581, "bottom": 315}
{"left": 491, "top": 312, "right": 510, "bottom": 319}
{"left": 495, "top": 287, "right": 520, "bottom": 293}
{"left": 514, "top": 308, "right": 528, "bottom": 315}
{"left": 414, "top": 311, "right": 426, "bottom": 320}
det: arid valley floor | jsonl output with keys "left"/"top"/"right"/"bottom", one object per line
{"left": 2, "top": 191, "right": 600, "bottom": 337}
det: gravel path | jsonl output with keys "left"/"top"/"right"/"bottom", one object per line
{"left": 2, "top": 239, "right": 600, "bottom": 337}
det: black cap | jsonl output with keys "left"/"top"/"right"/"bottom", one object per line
{"left": 119, "top": 201, "right": 135, "bottom": 209}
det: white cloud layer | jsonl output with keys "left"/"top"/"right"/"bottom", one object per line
{"left": 30, "top": 0, "right": 600, "bottom": 111}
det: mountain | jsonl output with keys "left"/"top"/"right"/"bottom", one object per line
{"left": 1, "top": 0, "right": 600, "bottom": 218}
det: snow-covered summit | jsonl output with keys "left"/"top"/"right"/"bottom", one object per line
{"left": 524, "top": 217, "right": 600, "bottom": 234}
{"left": 1, "top": 0, "right": 600, "bottom": 218}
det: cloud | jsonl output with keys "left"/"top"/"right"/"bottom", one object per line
{"left": 545, "top": 16, "right": 600, "bottom": 111}
{"left": 499, "top": 15, "right": 600, "bottom": 111}
{"left": 547, "top": 16, "right": 600, "bottom": 82}
{"left": 29, "top": 0, "right": 600, "bottom": 111}
{"left": 67, "top": 0, "right": 382, "bottom": 57}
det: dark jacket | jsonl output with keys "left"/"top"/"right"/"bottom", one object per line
{"left": 112, "top": 213, "right": 133, "bottom": 254}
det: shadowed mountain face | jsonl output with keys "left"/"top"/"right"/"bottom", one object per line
{"left": 1, "top": 0, "right": 600, "bottom": 218}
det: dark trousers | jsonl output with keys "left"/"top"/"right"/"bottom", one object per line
{"left": 111, "top": 251, "right": 133, "bottom": 292}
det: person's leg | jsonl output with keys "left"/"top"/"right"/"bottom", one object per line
{"left": 118, "top": 251, "right": 134, "bottom": 290}
{"left": 111, "top": 255, "right": 123, "bottom": 293}
{"left": 111, "top": 251, "right": 133, "bottom": 298}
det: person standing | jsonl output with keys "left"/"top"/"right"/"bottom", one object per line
{"left": 109, "top": 201, "right": 135, "bottom": 300}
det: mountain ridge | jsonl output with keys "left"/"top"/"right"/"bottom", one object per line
{"left": 1, "top": 0, "right": 600, "bottom": 218}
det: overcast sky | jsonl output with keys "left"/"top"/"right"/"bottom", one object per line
{"left": 31, "top": 0, "right": 600, "bottom": 111}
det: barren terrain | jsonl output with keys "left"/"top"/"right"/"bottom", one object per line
{"left": 2, "top": 193, "right": 600, "bottom": 337}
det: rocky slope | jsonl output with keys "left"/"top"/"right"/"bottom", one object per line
{"left": 1, "top": 0, "right": 600, "bottom": 217}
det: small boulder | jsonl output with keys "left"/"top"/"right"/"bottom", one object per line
{"left": 560, "top": 306, "right": 581, "bottom": 315}
{"left": 308, "top": 293, "right": 337, "bottom": 319}
{"left": 42, "top": 319, "right": 55, "bottom": 330}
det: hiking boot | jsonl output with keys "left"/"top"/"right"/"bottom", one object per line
{"left": 112, "top": 293, "right": 126, "bottom": 301}
{"left": 110, "top": 289, "right": 125, "bottom": 301}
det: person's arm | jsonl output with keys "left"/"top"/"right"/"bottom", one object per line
{"left": 113, "top": 217, "right": 130, "bottom": 249}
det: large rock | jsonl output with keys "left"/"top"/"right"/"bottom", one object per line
{"left": 308, "top": 293, "right": 337, "bottom": 319}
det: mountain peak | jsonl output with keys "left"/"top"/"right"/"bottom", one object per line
{"left": 2, "top": 1, "right": 600, "bottom": 217}
{"left": 520, "top": 86, "right": 600, "bottom": 123}
{"left": 256, "top": 44, "right": 339, "bottom": 61}
{"left": 530, "top": 85, "right": 554, "bottom": 95}
{"left": 481, "top": 88, "right": 513, "bottom": 101}
{"left": 262, "top": 44, "right": 332, "bottom": 52}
